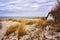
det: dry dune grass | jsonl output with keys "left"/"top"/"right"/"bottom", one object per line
{"left": 1, "top": 17, "right": 60, "bottom": 40}
{"left": 47, "top": 22, "right": 60, "bottom": 32}
{"left": 0, "top": 18, "right": 2, "bottom": 29}
{"left": 4, "top": 18, "right": 47, "bottom": 37}
{"left": 5, "top": 22, "right": 20, "bottom": 36}
{"left": 16, "top": 22, "right": 26, "bottom": 36}
{"left": 0, "top": 22, "right": 2, "bottom": 29}
{"left": 18, "top": 18, "right": 40, "bottom": 24}
{"left": 3, "top": 18, "right": 60, "bottom": 40}
{"left": 35, "top": 19, "right": 47, "bottom": 29}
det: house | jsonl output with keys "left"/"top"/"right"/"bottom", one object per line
{"left": 47, "top": 0, "right": 60, "bottom": 23}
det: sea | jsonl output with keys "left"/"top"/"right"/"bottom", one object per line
{"left": 0, "top": 16, "right": 43, "bottom": 20}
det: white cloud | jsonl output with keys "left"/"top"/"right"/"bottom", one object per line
{"left": 35, "top": 0, "right": 48, "bottom": 2}
{"left": 0, "top": 0, "right": 53, "bottom": 10}
{"left": 0, "top": 0, "right": 57, "bottom": 17}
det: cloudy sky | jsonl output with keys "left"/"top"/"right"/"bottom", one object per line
{"left": 0, "top": 0, "right": 57, "bottom": 17}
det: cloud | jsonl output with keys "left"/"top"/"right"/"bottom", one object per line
{"left": 0, "top": 0, "right": 55, "bottom": 10}
{"left": 0, "top": 0, "right": 57, "bottom": 17}
{"left": 0, "top": 0, "right": 40, "bottom": 11}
